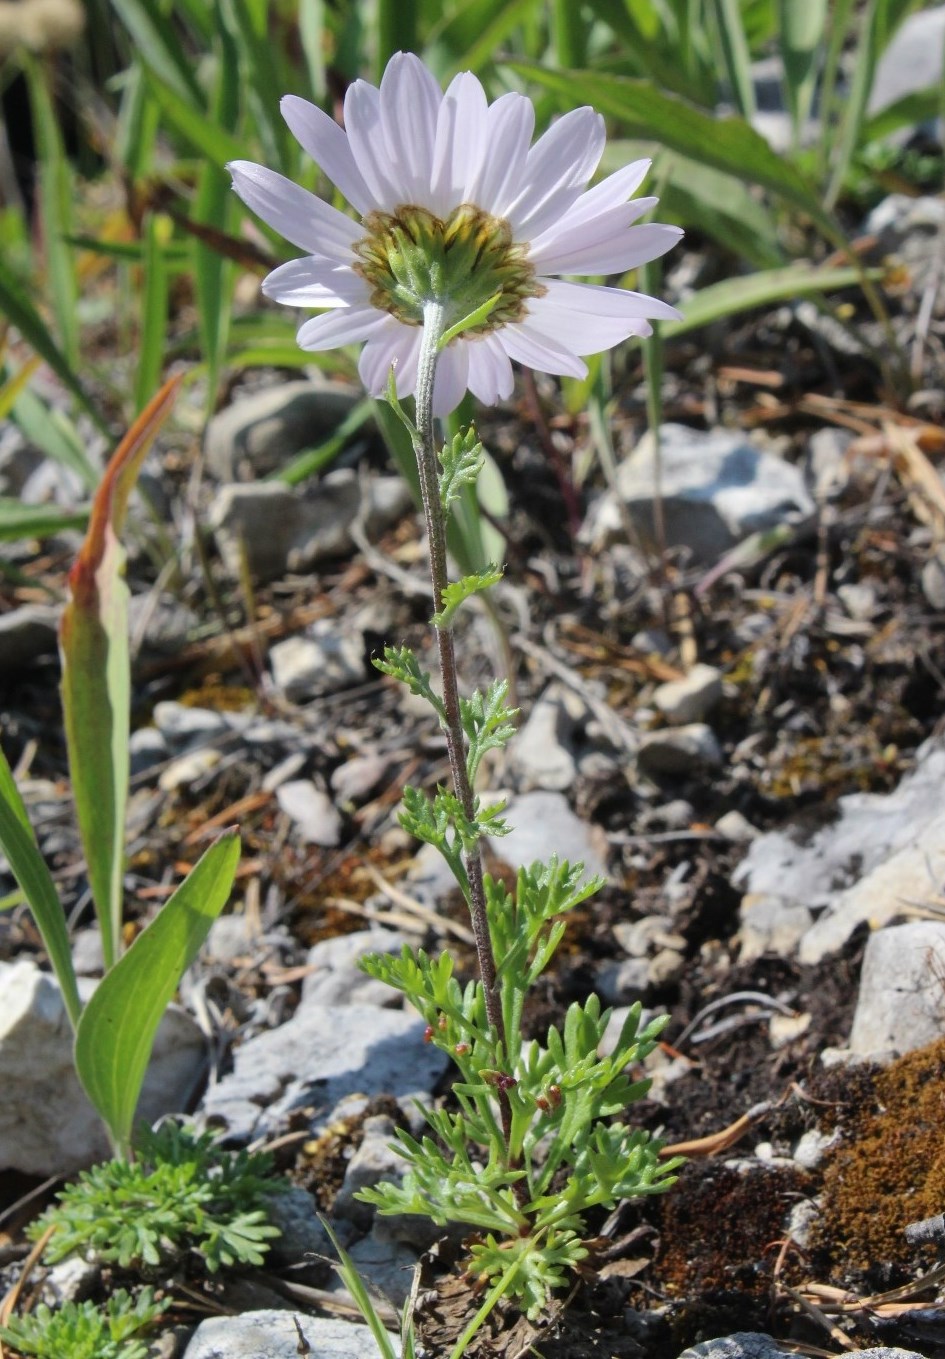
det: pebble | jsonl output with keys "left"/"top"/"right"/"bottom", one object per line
{"left": 181, "top": 1311, "right": 390, "bottom": 1359}
{"left": 0, "top": 603, "right": 61, "bottom": 668}
{"left": 491, "top": 790, "right": 609, "bottom": 882}
{"left": 613, "top": 916, "right": 684, "bottom": 957}
{"left": 714, "top": 810, "right": 759, "bottom": 842}
{"left": 848, "top": 921, "right": 945, "bottom": 1056}
{"left": 158, "top": 748, "right": 221, "bottom": 792}
{"left": 128, "top": 726, "right": 168, "bottom": 776}
{"left": 331, "top": 753, "right": 391, "bottom": 804}
{"left": 921, "top": 549, "right": 945, "bottom": 610}
{"left": 203, "top": 379, "right": 364, "bottom": 481}
{"left": 200, "top": 999, "right": 449, "bottom": 1143}
{"left": 152, "top": 701, "right": 228, "bottom": 749}
{"left": 505, "top": 683, "right": 580, "bottom": 791}
{"left": 276, "top": 780, "right": 343, "bottom": 846}
{"left": 332, "top": 1114, "right": 406, "bottom": 1229}
{"left": 594, "top": 956, "right": 650, "bottom": 1005}
{"left": 302, "top": 927, "right": 409, "bottom": 1006}
{"left": 637, "top": 723, "right": 723, "bottom": 776}
{"left": 270, "top": 620, "right": 365, "bottom": 700}
{"left": 837, "top": 582, "right": 877, "bottom": 622}
{"left": 793, "top": 1127, "right": 839, "bottom": 1171}
{"left": 736, "top": 893, "right": 815, "bottom": 965}
{"left": 652, "top": 664, "right": 723, "bottom": 725}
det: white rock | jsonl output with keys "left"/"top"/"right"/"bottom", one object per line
{"left": 152, "top": 701, "right": 228, "bottom": 749}
{"left": 505, "top": 684, "right": 581, "bottom": 791}
{"left": 793, "top": 1127, "right": 839, "bottom": 1171}
{"left": 868, "top": 5, "right": 945, "bottom": 129}
{"left": 339, "top": 1221, "right": 419, "bottom": 1308}
{"left": 675, "top": 1333, "right": 793, "bottom": 1359}
{"left": 200, "top": 999, "right": 449, "bottom": 1143}
{"left": 490, "top": 789, "right": 609, "bottom": 881}
{"left": 0, "top": 961, "right": 205, "bottom": 1175}
{"left": 715, "top": 810, "right": 759, "bottom": 843}
{"left": 637, "top": 723, "right": 723, "bottom": 776}
{"left": 332, "top": 1114, "right": 405, "bottom": 1228}
{"left": 848, "top": 922, "right": 945, "bottom": 1056}
{"left": 921, "top": 550, "right": 945, "bottom": 611}
{"left": 270, "top": 620, "right": 365, "bottom": 700}
{"left": 653, "top": 664, "right": 723, "bottom": 725}
{"left": 276, "top": 780, "right": 343, "bottom": 846}
{"left": 158, "top": 748, "right": 221, "bottom": 792}
{"left": 182, "top": 1310, "right": 392, "bottom": 1359}
{"left": 128, "top": 726, "right": 168, "bottom": 776}
{"left": 584, "top": 424, "right": 813, "bottom": 563}
{"left": 733, "top": 738, "right": 945, "bottom": 963}
{"left": 737, "top": 894, "right": 815, "bottom": 965}
{"left": 302, "top": 928, "right": 409, "bottom": 1006}
{"left": 331, "top": 753, "right": 390, "bottom": 804}
{"left": 594, "top": 956, "right": 650, "bottom": 1004}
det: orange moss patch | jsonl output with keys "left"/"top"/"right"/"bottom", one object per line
{"left": 815, "top": 1037, "right": 945, "bottom": 1270}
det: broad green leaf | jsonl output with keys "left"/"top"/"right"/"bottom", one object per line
{"left": 0, "top": 498, "right": 89, "bottom": 542}
{"left": 510, "top": 62, "right": 841, "bottom": 242}
{"left": 59, "top": 377, "right": 182, "bottom": 972}
{"left": 662, "top": 263, "right": 880, "bottom": 337}
{"left": 12, "top": 387, "right": 98, "bottom": 489}
{"left": 74, "top": 830, "right": 240, "bottom": 1157}
{"left": 0, "top": 258, "right": 105, "bottom": 430}
{"left": 861, "top": 85, "right": 941, "bottom": 144}
{"left": 0, "top": 743, "right": 81, "bottom": 1028}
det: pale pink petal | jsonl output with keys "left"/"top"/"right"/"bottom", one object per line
{"left": 432, "top": 342, "right": 471, "bottom": 416}
{"left": 379, "top": 53, "right": 442, "bottom": 205}
{"left": 531, "top": 220, "right": 684, "bottom": 277}
{"left": 504, "top": 108, "right": 606, "bottom": 240}
{"left": 358, "top": 316, "right": 413, "bottom": 393}
{"left": 343, "top": 81, "right": 402, "bottom": 212}
{"left": 533, "top": 160, "right": 653, "bottom": 241}
{"left": 498, "top": 323, "right": 588, "bottom": 379}
{"left": 391, "top": 326, "right": 423, "bottom": 398}
{"left": 229, "top": 161, "right": 359, "bottom": 260}
{"left": 280, "top": 96, "right": 374, "bottom": 216}
{"left": 429, "top": 72, "right": 489, "bottom": 218}
{"left": 467, "top": 93, "right": 534, "bottom": 217}
{"left": 263, "top": 258, "right": 369, "bottom": 308}
{"left": 536, "top": 278, "right": 681, "bottom": 323}
{"left": 296, "top": 306, "right": 390, "bottom": 350}
{"left": 466, "top": 333, "right": 515, "bottom": 404}
{"left": 524, "top": 295, "right": 651, "bottom": 354}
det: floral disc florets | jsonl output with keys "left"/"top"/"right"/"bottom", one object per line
{"left": 353, "top": 203, "right": 544, "bottom": 333}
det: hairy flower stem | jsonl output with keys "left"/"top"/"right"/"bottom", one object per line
{"left": 414, "top": 302, "right": 513, "bottom": 1150}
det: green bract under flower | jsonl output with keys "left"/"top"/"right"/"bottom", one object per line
{"left": 353, "top": 204, "right": 543, "bottom": 333}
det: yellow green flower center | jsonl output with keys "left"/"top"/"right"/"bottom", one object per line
{"left": 352, "top": 203, "right": 544, "bottom": 335}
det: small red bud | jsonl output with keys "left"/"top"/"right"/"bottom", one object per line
{"left": 547, "top": 1084, "right": 562, "bottom": 1107}
{"left": 423, "top": 1025, "right": 434, "bottom": 1043}
{"left": 535, "top": 1095, "right": 550, "bottom": 1112}
{"left": 497, "top": 1074, "right": 517, "bottom": 1092}
{"left": 454, "top": 1041, "right": 470, "bottom": 1055}
{"left": 437, "top": 1014, "right": 448, "bottom": 1031}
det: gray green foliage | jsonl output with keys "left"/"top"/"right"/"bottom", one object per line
{"left": 31, "top": 1123, "right": 282, "bottom": 1273}
{"left": 0, "top": 1289, "right": 167, "bottom": 1359}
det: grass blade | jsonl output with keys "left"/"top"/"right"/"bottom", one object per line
{"left": 134, "top": 213, "right": 170, "bottom": 413}
{"left": 662, "top": 262, "right": 882, "bottom": 337}
{"left": 707, "top": 0, "right": 756, "bottom": 118}
{"left": 0, "top": 499, "right": 89, "bottom": 542}
{"left": 109, "top": 0, "right": 204, "bottom": 106}
{"left": 778, "top": 0, "right": 827, "bottom": 145}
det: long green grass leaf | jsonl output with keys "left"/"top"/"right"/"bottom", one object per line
{"left": 0, "top": 744, "right": 81, "bottom": 1028}
{"left": 59, "top": 376, "right": 183, "bottom": 973}
{"left": 778, "top": 0, "right": 827, "bottom": 144}
{"left": 707, "top": 0, "right": 756, "bottom": 117}
{"left": 0, "top": 499, "right": 89, "bottom": 542}
{"left": 134, "top": 213, "right": 170, "bottom": 413}
{"left": 511, "top": 62, "right": 839, "bottom": 240}
{"left": 662, "top": 263, "right": 881, "bottom": 336}
{"left": 74, "top": 829, "right": 240, "bottom": 1157}
{"left": 141, "top": 66, "right": 246, "bottom": 167}
{"left": 109, "top": 0, "right": 204, "bottom": 106}
{"left": 0, "top": 259, "right": 105, "bottom": 430}
{"left": 12, "top": 387, "right": 98, "bottom": 489}
{"left": 22, "top": 53, "right": 79, "bottom": 368}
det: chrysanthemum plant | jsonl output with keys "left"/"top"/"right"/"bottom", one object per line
{"left": 230, "top": 52, "right": 684, "bottom": 1321}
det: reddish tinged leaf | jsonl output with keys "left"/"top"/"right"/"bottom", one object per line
{"left": 59, "top": 375, "right": 182, "bottom": 970}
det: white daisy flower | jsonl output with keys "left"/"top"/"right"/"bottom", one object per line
{"left": 228, "top": 52, "right": 682, "bottom": 417}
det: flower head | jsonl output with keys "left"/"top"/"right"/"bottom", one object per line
{"left": 229, "top": 53, "right": 682, "bottom": 416}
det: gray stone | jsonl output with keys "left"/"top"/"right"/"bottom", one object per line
{"left": 675, "top": 1333, "right": 790, "bottom": 1359}
{"left": 837, "top": 583, "right": 876, "bottom": 622}
{"left": 204, "top": 379, "right": 364, "bottom": 480}
{"left": 270, "top": 620, "right": 365, "bottom": 700}
{"left": 805, "top": 427, "right": 852, "bottom": 500}
{"left": 20, "top": 457, "right": 87, "bottom": 507}
{"left": 594, "top": 956, "right": 650, "bottom": 1005}
{"left": 653, "top": 664, "right": 723, "bottom": 725}
{"left": 585, "top": 425, "right": 813, "bottom": 563}
{"left": 340, "top": 1221, "right": 419, "bottom": 1309}
{"left": 158, "top": 748, "right": 222, "bottom": 793}
{"left": 714, "top": 810, "right": 759, "bottom": 843}
{"left": 613, "top": 916, "right": 685, "bottom": 957}
{"left": 276, "top": 780, "right": 343, "bottom": 846}
{"left": 490, "top": 790, "right": 609, "bottom": 881}
{"left": 733, "top": 738, "right": 945, "bottom": 964}
{"left": 0, "top": 603, "right": 60, "bottom": 668}
{"left": 637, "top": 723, "right": 722, "bottom": 776}
{"left": 849, "top": 922, "right": 945, "bottom": 1056}
{"left": 182, "top": 1310, "right": 391, "bottom": 1359}
{"left": 333, "top": 1114, "right": 405, "bottom": 1229}
{"left": 262, "top": 1185, "right": 333, "bottom": 1267}
{"left": 200, "top": 999, "right": 449, "bottom": 1142}
{"left": 331, "top": 753, "right": 390, "bottom": 804}
{"left": 209, "top": 470, "right": 412, "bottom": 583}
{"left": 737, "top": 894, "right": 815, "bottom": 965}
{"left": 793, "top": 1127, "right": 839, "bottom": 1171}
{"left": 72, "top": 928, "right": 105, "bottom": 977}
{"left": 0, "top": 961, "right": 205, "bottom": 1175}
{"left": 127, "top": 596, "right": 198, "bottom": 655}
{"left": 921, "top": 549, "right": 945, "bottom": 610}
{"left": 129, "top": 727, "right": 168, "bottom": 776}
{"left": 505, "top": 683, "right": 580, "bottom": 791}
{"left": 868, "top": 4, "right": 945, "bottom": 135}
{"left": 302, "top": 928, "right": 409, "bottom": 1006}
{"left": 152, "top": 701, "right": 228, "bottom": 750}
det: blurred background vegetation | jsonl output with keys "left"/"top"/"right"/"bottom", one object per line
{"left": 0, "top": 0, "right": 939, "bottom": 548}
